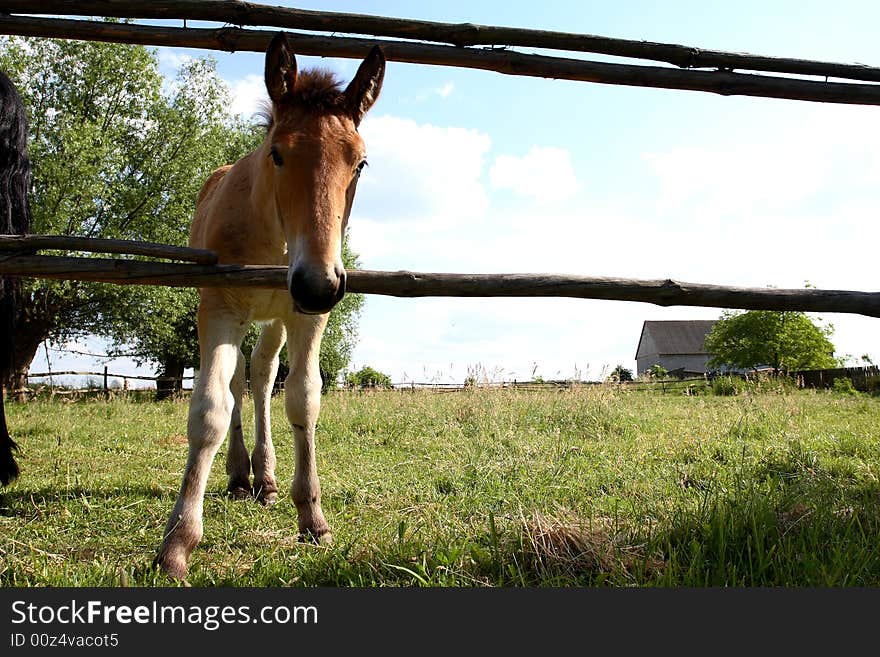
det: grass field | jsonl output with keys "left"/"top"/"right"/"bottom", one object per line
{"left": 1, "top": 384, "right": 879, "bottom": 586}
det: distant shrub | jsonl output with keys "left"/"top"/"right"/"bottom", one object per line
{"left": 831, "top": 377, "right": 858, "bottom": 395}
{"left": 712, "top": 377, "right": 740, "bottom": 396}
{"left": 648, "top": 364, "right": 668, "bottom": 380}
{"left": 746, "top": 372, "right": 799, "bottom": 395}
{"left": 608, "top": 365, "right": 633, "bottom": 382}
{"left": 345, "top": 366, "right": 393, "bottom": 389}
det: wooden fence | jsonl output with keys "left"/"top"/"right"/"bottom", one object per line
{"left": 0, "top": 3, "right": 877, "bottom": 324}
{"left": 2, "top": 2, "right": 880, "bottom": 105}
{"left": 26, "top": 367, "right": 194, "bottom": 395}
{"left": 791, "top": 366, "right": 879, "bottom": 392}
{"left": 24, "top": 365, "right": 880, "bottom": 396}
{"left": 23, "top": 369, "right": 702, "bottom": 395}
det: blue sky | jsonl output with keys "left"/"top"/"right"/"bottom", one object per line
{"left": 37, "top": 1, "right": 880, "bottom": 385}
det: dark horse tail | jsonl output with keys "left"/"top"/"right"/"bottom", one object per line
{"left": 0, "top": 69, "right": 30, "bottom": 486}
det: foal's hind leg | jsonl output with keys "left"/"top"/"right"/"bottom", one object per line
{"left": 251, "top": 320, "right": 285, "bottom": 504}
{"left": 285, "top": 313, "right": 331, "bottom": 542}
{"left": 225, "top": 349, "right": 251, "bottom": 499}
{"left": 156, "top": 308, "right": 245, "bottom": 579}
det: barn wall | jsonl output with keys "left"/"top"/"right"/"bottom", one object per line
{"left": 637, "top": 353, "right": 711, "bottom": 376}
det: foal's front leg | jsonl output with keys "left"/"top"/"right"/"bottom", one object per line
{"left": 250, "top": 320, "right": 286, "bottom": 504}
{"left": 285, "top": 313, "right": 331, "bottom": 542}
{"left": 155, "top": 310, "right": 244, "bottom": 579}
{"left": 225, "top": 348, "right": 251, "bottom": 498}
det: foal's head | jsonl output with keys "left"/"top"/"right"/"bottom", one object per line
{"left": 262, "top": 33, "right": 384, "bottom": 314}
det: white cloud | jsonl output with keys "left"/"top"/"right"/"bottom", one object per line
{"left": 645, "top": 104, "right": 880, "bottom": 223}
{"left": 639, "top": 106, "right": 880, "bottom": 290}
{"left": 229, "top": 73, "right": 267, "bottom": 120}
{"left": 354, "top": 115, "right": 491, "bottom": 227}
{"left": 156, "top": 48, "right": 194, "bottom": 75}
{"left": 437, "top": 82, "right": 454, "bottom": 98}
{"left": 405, "top": 82, "right": 456, "bottom": 103}
{"left": 489, "top": 146, "right": 580, "bottom": 203}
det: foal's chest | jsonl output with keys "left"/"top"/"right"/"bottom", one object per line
{"left": 247, "top": 288, "right": 296, "bottom": 322}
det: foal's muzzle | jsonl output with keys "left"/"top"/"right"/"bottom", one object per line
{"left": 289, "top": 265, "right": 346, "bottom": 314}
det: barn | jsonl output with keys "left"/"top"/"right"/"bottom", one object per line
{"left": 635, "top": 320, "right": 717, "bottom": 377}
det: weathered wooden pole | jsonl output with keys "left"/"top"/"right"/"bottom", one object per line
{"left": 2, "top": 15, "right": 880, "bottom": 105}
{"left": 0, "top": 234, "right": 218, "bottom": 263}
{"left": 2, "top": 0, "right": 880, "bottom": 82}
{"left": 0, "top": 254, "right": 877, "bottom": 318}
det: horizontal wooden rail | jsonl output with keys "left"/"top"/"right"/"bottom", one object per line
{"left": 0, "top": 234, "right": 217, "bottom": 263}
{"left": 3, "top": 0, "right": 880, "bottom": 82}
{"left": 1, "top": 254, "right": 878, "bottom": 317}
{"left": 3, "top": 16, "right": 880, "bottom": 105}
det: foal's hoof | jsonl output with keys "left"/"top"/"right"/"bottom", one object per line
{"left": 226, "top": 485, "right": 252, "bottom": 501}
{"left": 153, "top": 550, "right": 189, "bottom": 580}
{"left": 298, "top": 529, "right": 332, "bottom": 545}
{"left": 252, "top": 483, "right": 278, "bottom": 506}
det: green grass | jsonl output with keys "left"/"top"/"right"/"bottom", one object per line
{"left": 2, "top": 386, "right": 879, "bottom": 586}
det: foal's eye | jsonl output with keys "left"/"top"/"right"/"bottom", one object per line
{"left": 270, "top": 145, "right": 283, "bottom": 167}
{"left": 355, "top": 160, "right": 368, "bottom": 176}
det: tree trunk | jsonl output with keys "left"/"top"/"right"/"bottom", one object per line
{"left": 156, "top": 356, "right": 185, "bottom": 401}
{"left": 6, "top": 313, "right": 48, "bottom": 401}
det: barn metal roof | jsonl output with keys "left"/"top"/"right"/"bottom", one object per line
{"left": 635, "top": 320, "right": 717, "bottom": 358}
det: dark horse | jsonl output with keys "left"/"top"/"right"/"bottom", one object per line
{"left": 0, "top": 69, "right": 30, "bottom": 486}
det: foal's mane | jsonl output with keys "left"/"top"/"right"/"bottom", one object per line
{"left": 258, "top": 68, "right": 345, "bottom": 131}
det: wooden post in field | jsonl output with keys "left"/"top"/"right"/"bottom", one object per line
{"left": 103, "top": 365, "right": 109, "bottom": 398}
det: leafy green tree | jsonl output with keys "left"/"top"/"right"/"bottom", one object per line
{"left": 345, "top": 366, "right": 393, "bottom": 389}
{"left": 647, "top": 364, "right": 668, "bottom": 380}
{"left": 705, "top": 310, "right": 839, "bottom": 374}
{"left": 106, "top": 286, "right": 202, "bottom": 399}
{"left": 608, "top": 365, "right": 634, "bottom": 382}
{"left": 0, "top": 36, "right": 255, "bottom": 389}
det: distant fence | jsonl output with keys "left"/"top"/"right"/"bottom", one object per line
{"left": 23, "top": 371, "right": 686, "bottom": 395}
{"left": 27, "top": 367, "right": 194, "bottom": 394}
{"left": 23, "top": 367, "right": 880, "bottom": 396}
{"left": 790, "top": 366, "right": 879, "bottom": 391}
{"left": 381, "top": 379, "right": 605, "bottom": 393}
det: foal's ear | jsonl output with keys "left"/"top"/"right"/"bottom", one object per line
{"left": 265, "top": 32, "right": 298, "bottom": 104}
{"left": 343, "top": 46, "right": 385, "bottom": 126}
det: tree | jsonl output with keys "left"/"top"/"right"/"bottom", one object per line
{"left": 0, "top": 36, "right": 256, "bottom": 390}
{"left": 106, "top": 286, "right": 201, "bottom": 399}
{"left": 647, "top": 364, "right": 668, "bottom": 380}
{"left": 705, "top": 310, "right": 839, "bottom": 374}
{"left": 608, "top": 364, "right": 634, "bottom": 382}
{"left": 345, "top": 366, "right": 393, "bottom": 389}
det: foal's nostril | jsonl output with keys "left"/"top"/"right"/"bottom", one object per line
{"left": 288, "top": 266, "right": 306, "bottom": 298}
{"left": 289, "top": 266, "right": 345, "bottom": 314}
{"left": 335, "top": 270, "right": 347, "bottom": 303}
